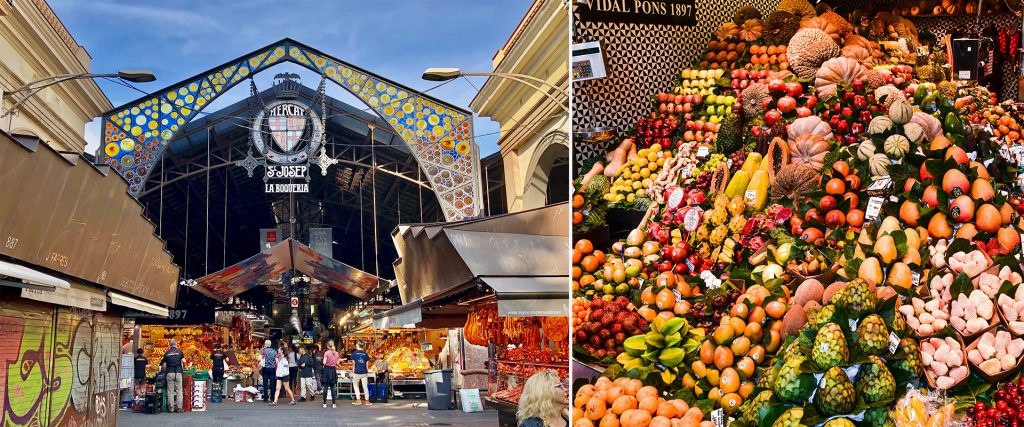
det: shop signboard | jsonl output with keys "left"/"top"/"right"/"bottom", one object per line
{"left": 20, "top": 281, "right": 107, "bottom": 312}
{"left": 577, "top": 0, "right": 697, "bottom": 26}
{"left": 309, "top": 227, "right": 332, "bottom": 258}
{"left": 123, "top": 307, "right": 216, "bottom": 325}
{"left": 260, "top": 229, "right": 280, "bottom": 252}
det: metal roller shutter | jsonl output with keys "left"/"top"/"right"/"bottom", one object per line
{"left": 0, "top": 300, "right": 56, "bottom": 427}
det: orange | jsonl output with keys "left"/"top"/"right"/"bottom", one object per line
{"left": 576, "top": 239, "right": 594, "bottom": 254}
{"left": 638, "top": 396, "right": 659, "bottom": 415}
{"left": 573, "top": 211, "right": 584, "bottom": 225}
{"left": 581, "top": 255, "right": 600, "bottom": 273}
{"left": 572, "top": 249, "right": 583, "bottom": 264}
{"left": 573, "top": 193, "right": 585, "bottom": 208}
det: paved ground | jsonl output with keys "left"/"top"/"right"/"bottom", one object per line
{"left": 118, "top": 398, "right": 498, "bottom": 426}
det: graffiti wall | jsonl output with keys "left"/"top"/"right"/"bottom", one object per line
{"left": 0, "top": 300, "right": 121, "bottom": 427}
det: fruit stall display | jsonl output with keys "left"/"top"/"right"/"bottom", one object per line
{"left": 571, "top": 1, "right": 1024, "bottom": 426}
{"left": 140, "top": 325, "right": 225, "bottom": 378}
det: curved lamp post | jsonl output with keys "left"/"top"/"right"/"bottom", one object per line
{"left": 1, "top": 69, "right": 156, "bottom": 118}
{"left": 422, "top": 67, "right": 567, "bottom": 114}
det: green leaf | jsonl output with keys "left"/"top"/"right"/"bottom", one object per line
{"left": 949, "top": 272, "right": 974, "bottom": 300}
{"left": 692, "top": 398, "right": 717, "bottom": 415}
{"left": 757, "top": 404, "right": 794, "bottom": 427}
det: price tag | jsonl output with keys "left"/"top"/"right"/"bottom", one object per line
{"left": 680, "top": 165, "right": 692, "bottom": 178}
{"left": 865, "top": 196, "right": 885, "bottom": 221}
{"left": 967, "top": 151, "right": 977, "bottom": 161}
{"left": 848, "top": 318, "right": 858, "bottom": 332}
{"left": 888, "top": 332, "right": 900, "bottom": 354}
{"left": 700, "top": 270, "right": 722, "bottom": 290}
{"left": 696, "top": 146, "right": 710, "bottom": 158}
{"left": 711, "top": 408, "right": 725, "bottom": 427}
{"left": 912, "top": 271, "right": 921, "bottom": 287}
{"left": 744, "top": 189, "right": 757, "bottom": 206}
{"left": 958, "top": 70, "right": 971, "bottom": 79}
{"left": 685, "top": 258, "right": 695, "bottom": 272}
{"left": 727, "top": 159, "right": 733, "bottom": 169}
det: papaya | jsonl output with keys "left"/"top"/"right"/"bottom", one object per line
{"left": 746, "top": 170, "right": 770, "bottom": 211}
{"left": 741, "top": 153, "right": 762, "bottom": 174}
{"left": 724, "top": 170, "right": 751, "bottom": 198}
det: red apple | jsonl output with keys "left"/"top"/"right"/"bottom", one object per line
{"left": 796, "top": 106, "right": 811, "bottom": 118}
{"left": 785, "top": 82, "right": 803, "bottom": 97}
{"left": 764, "top": 109, "right": 782, "bottom": 125}
{"left": 777, "top": 96, "right": 797, "bottom": 113}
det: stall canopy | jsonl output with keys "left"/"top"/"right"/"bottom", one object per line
{"left": 192, "top": 238, "right": 387, "bottom": 302}
{"left": 0, "top": 131, "right": 180, "bottom": 306}
{"left": 380, "top": 203, "right": 569, "bottom": 327}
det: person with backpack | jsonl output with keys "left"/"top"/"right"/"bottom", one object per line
{"left": 259, "top": 340, "right": 278, "bottom": 403}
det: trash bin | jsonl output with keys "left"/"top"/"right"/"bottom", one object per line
{"left": 424, "top": 369, "right": 453, "bottom": 410}
{"left": 369, "top": 382, "right": 388, "bottom": 403}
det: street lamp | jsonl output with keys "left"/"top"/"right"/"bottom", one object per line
{"left": 421, "top": 67, "right": 567, "bottom": 114}
{"left": 1, "top": 69, "right": 156, "bottom": 118}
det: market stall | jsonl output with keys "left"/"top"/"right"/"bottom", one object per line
{"left": 571, "top": 0, "right": 1024, "bottom": 426}
{"left": 381, "top": 204, "right": 571, "bottom": 424}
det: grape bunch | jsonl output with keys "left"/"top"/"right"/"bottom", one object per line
{"left": 699, "top": 153, "right": 727, "bottom": 173}
{"left": 690, "top": 171, "right": 713, "bottom": 191}
{"left": 728, "top": 149, "right": 748, "bottom": 173}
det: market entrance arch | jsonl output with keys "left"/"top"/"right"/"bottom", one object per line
{"left": 100, "top": 38, "right": 481, "bottom": 221}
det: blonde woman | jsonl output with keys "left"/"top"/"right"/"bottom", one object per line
{"left": 516, "top": 371, "right": 569, "bottom": 427}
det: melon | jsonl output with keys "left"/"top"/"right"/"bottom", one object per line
{"left": 883, "top": 134, "right": 910, "bottom": 158}
{"left": 857, "top": 140, "right": 876, "bottom": 160}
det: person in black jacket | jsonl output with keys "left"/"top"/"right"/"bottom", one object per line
{"left": 133, "top": 348, "right": 148, "bottom": 386}
{"left": 297, "top": 346, "right": 315, "bottom": 402}
{"left": 160, "top": 339, "right": 185, "bottom": 413}
{"left": 210, "top": 343, "right": 226, "bottom": 399}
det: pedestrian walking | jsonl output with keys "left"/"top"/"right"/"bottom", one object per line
{"left": 258, "top": 340, "right": 278, "bottom": 403}
{"left": 210, "top": 343, "right": 226, "bottom": 399}
{"left": 297, "top": 346, "right": 316, "bottom": 402}
{"left": 287, "top": 345, "right": 299, "bottom": 389}
{"left": 348, "top": 342, "right": 372, "bottom": 406}
{"left": 273, "top": 345, "right": 295, "bottom": 405}
{"left": 321, "top": 341, "right": 340, "bottom": 408}
{"left": 160, "top": 338, "right": 185, "bottom": 413}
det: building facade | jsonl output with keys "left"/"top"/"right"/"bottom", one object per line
{"left": 0, "top": 3, "right": 175, "bottom": 426}
{"left": 0, "top": 0, "right": 110, "bottom": 152}
{"left": 470, "top": 0, "right": 570, "bottom": 212}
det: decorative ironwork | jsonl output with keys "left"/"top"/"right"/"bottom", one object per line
{"left": 312, "top": 146, "right": 338, "bottom": 176}
{"left": 234, "top": 148, "right": 264, "bottom": 177}
{"left": 99, "top": 39, "right": 480, "bottom": 220}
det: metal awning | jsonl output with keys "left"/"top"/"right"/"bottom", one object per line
{"left": 108, "top": 291, "right": 170, "bottom": 317}
{"left": 372, "top": 299, "right": 423, "bottom": 329}
{"left": 194, "top": 238, "right": 387, "bottom": 302}
{"left": 482, "top": 276, "right": 569, "bottom": 316}
{"left": 391, "top": 203, "right": 569, "bottom": 306}
{"left": 0, "top": 260, "right": 71, "bottom": 290}
{"left": 21, "top": 279, "right": 107, "bottom": 312}
{"left": 0, "top": 131, "right": 179, "bottom": 307}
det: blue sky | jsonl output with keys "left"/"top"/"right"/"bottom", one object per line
{"left": 50, "top": 0, "right": 532, "bottom": 156}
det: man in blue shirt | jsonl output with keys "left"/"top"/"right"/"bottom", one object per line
{"left": 349, "top": 342, "right": 372, "bottom": 406}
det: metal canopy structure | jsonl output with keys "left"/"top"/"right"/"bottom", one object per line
{"left": 138, "top": 82, "right": 445, "bottom": 313}
{"left": 192, "top": 238, "right": 386, "bottom": 303}
{"left": 100, "top": 38, "right": 482, "bottom": 221}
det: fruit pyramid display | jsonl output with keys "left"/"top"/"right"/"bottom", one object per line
{"left": 571, "top": 0, "right": 1024, "bottom": 425}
